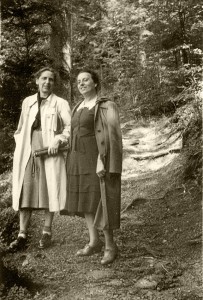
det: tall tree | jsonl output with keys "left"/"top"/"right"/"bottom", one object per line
{"left": 1, "top": 0, "right": 202, "bottom": 119}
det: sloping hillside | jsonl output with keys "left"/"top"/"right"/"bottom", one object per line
{"left": 0, "top": 111, "right": 202, "bottom": 300}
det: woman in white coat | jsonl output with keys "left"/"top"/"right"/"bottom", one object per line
{"left": 10, "top": 67, "right": 71, "bottom": 251}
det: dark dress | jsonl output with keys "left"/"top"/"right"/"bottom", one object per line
{"left": 65, "top": 106, "right": 101, "bottom": 215}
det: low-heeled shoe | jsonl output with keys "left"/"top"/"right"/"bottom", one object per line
{"left": 101, "top": 245, "right": 118, "bottom": 265}
{"left": 39, "top": 233, "right": 52, "bottom": 249}
{"left": 8, "top": 236, "right": 27, "bottom": 252}
{"left": 76, "top": 240, "right": 104, "bottom": 256}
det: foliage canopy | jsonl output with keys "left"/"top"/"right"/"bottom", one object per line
{"left": 1, "top": 0, "right": 202, "bottom": 120}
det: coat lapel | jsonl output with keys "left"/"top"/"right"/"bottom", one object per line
{"left": 94, "top": 95, "right": 109, "bottom": 121}
{"left": 28, "top": 93, "right": 38, "bottom": 107}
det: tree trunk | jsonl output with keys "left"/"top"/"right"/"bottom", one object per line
{"left": 138, "top": 0, "right": 147, "bottom": 69}
{"left": 50, "top": 2, "right": 72, "bottom": 103}
{"left": 62, "top": 8, "right": 73, "bottom": 105}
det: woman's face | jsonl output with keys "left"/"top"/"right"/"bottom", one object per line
{"left": 77, "top": 72, "right": 97, "bottom": 96}
{"left": 36, "top": 70, "right": 55, "bottom": 96}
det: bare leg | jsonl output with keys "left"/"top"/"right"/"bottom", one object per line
{"left": 84, "top": 213, "right": 100, "bottom": 246}
{"left": 101, "top": 229, "right": 118, "bottom": 265}
{"left": 9, "top": 209, "right": 32, "bottom": 250}
{"left": 76, "top": 213, "right": 103, "bottom": 256}
{"left": 43, "top": 211, "right": 54, "bottom": 232}
{"left": 19, "top": 209, "right": 32, "bottom": 237}
{"left": 103, "top": 229, "right": 116, "bottom": 249}
{"left": 39, "top": 211, "right": 54, "bottom": 249}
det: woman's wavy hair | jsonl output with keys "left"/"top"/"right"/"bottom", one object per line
{"left": 34, "top": 67, "right": 58, "bottom": 82}
{"left": 77, "top": 68, "right": 101, "bottom": 92}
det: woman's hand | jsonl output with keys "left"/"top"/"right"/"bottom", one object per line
{"left": 48, "top": 140, "right": 60, "bottom": 156}
{"left": 96, "top": 154, "right": 106, "bottom": 178}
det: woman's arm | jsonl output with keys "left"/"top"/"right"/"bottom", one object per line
{"left": 48, "top": 99, "right": 71, "bottom": 155}
{"left": 106, "top": 101, "right": 122, "bottom": 174}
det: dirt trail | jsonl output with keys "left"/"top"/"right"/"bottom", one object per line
{"left": 4, "top": 118, "right": 202, "bottom": 300}
{"left": 121, "top": 118, "right": 183, "bottom": 208}
{"left": 122, "top": 118, "right": 182, "bottom": 180}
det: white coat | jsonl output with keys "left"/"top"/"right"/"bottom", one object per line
{"left": 12, "top": 93, "right": 71, "bottom": 211}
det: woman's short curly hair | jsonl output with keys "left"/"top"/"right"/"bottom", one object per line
{"left": 77, "top": 68, "right": 101, "bottom": 92}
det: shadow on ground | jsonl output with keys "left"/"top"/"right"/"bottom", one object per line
{"left": 1, "top": 118, "right": 202, "bottom": 300}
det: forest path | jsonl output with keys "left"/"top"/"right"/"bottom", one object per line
{"left": 5, "top": 118, "right": 202, "bottom": 300}
{"left": 121, "top": 117, "right": 182, "bottom": 180}
{"left": 120, "top": 118, "right": 183, "bottom": 210}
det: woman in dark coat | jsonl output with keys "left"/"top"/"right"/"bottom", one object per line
{"left": 64, "top": 69, "right": 122, "bottom": 265}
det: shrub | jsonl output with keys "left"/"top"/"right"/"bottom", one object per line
{"left": 2, "top": 285, "right": 32, "bottom": 300}
{"left": 0, "top": 116, "right": 15, "bottom": 174}
{"left": 0, "top": 208, "right": 19, "bottom": 244}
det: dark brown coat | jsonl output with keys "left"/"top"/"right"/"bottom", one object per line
{"left": 94, "top": 97, "right": 122, "bottom": 174}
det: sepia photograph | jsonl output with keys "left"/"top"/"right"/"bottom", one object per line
{"left": 0, "top": 0, "right": 202, "bottom": 299}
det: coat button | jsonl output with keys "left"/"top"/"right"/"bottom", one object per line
{"left": 97, "top": 129, "right": 101, "bottom": 132}
{"left": 101, "top": 141, "right": 104, "bottom": 145}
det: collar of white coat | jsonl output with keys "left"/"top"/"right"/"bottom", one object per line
{"left": 28, "top": 93, "right": 56, "bottom": 108}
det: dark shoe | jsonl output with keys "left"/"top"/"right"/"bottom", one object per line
{"left": 76, "top": 240, "right": 104, "bottom": 256}
{"left": 101, "top": 245, "right": 118, "bottom": 265}
{"left": 39, "top": 233, "right": 52, "bottom": 249}
{"left": 8, "top": 236, "right": 27, "bottom": 252}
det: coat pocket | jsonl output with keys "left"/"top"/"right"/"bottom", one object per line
{"left": 45, "top": 110, "right": 55, "bottom": 131}
{"left": 53, "top": 113, "right": 63, "bottom": 133}
{"left": 44, "top": 106, "right": 64, "bottom": 133}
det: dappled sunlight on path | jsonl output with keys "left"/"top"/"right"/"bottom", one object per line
{"left": 121, "top": 119, "right": 182, "bottom": 180}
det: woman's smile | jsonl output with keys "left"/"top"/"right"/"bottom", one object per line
{"left": 77, "top": 72, "right": 97, "bottom": 96}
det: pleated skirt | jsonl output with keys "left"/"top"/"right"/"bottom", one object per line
{"left": 20, "top": 130, "right": 49, "bottom": 209}
{"left": 64, "top": 134, "right": 101, "bottom": 216}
